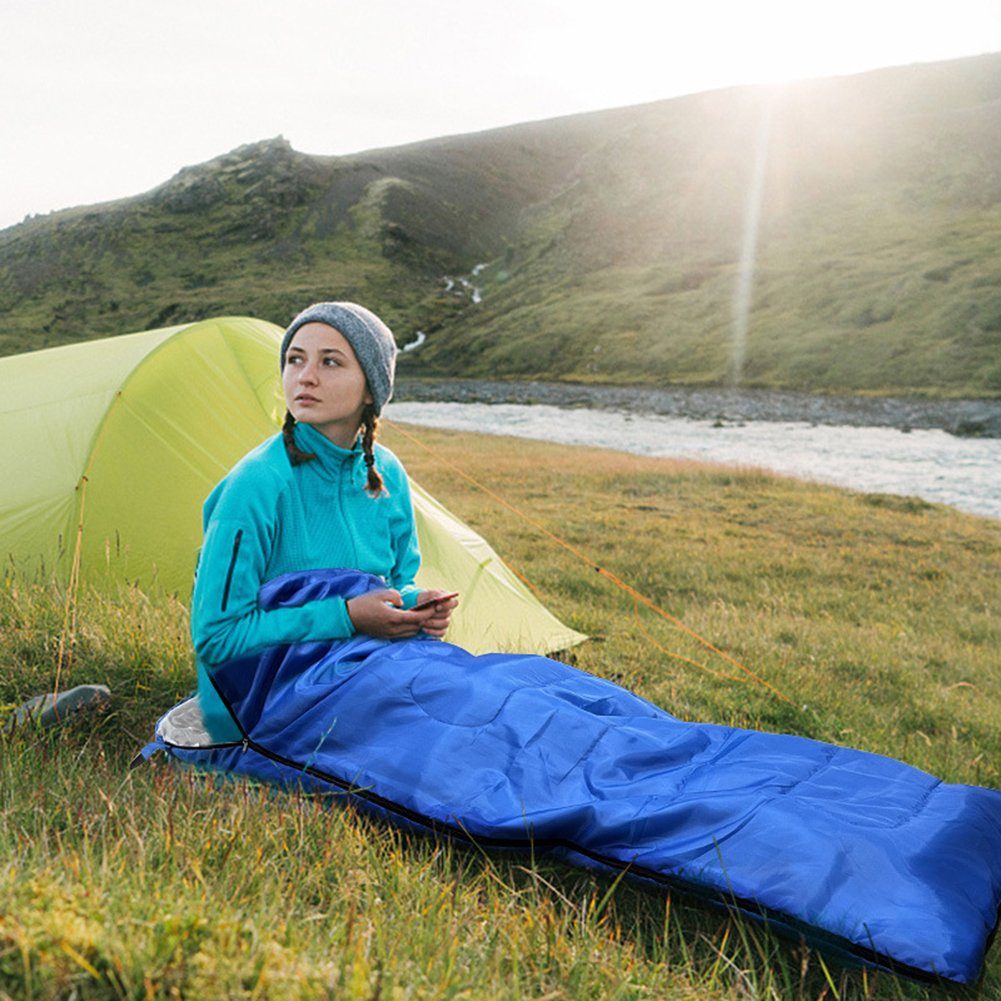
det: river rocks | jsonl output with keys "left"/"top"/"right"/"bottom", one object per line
{"left": 394, "top": 379, "right": 1001, "bottom": 438}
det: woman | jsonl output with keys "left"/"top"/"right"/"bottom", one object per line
{"left": 190, "top": 301, "right": 458, "bottom": 742}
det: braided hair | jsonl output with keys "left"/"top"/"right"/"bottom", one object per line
{"left": 281, "top": 407, "right": 385, "bottom": 497}
{"left": 282, "top": 409, "right": 316, "bottom": 466}
{"left": 360, "top": 404, "right": 385, "bottom": 497}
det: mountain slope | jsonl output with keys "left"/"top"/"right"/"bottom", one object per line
{"left": 2, "top": 52, "right": 999, "bottom": 395}
{"left": 414, "top": 54, "right": 1001, "bottom": 395}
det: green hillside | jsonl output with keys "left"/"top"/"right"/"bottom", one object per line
{"left": 2, "top": 53, "right": 1000, "bottom": 395}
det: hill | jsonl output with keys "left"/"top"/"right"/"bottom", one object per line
{"left": 2, "top": 53, "right": 1000, "bottom": 396}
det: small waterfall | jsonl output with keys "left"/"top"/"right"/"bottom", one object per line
{"left": 402, "top": 330, "right": 427, "bottom": 353}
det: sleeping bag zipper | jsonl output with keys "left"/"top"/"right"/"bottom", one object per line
{"left": 221, "top": 529, "right": 243, "bottom": 611}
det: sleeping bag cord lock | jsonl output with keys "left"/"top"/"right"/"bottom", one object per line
{"left": 384, "top": 419, "right": 795, "bottom": 708}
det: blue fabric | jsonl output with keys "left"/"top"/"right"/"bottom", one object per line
{"left": 159, "top": 568, "right": 1001, "bottom": 984}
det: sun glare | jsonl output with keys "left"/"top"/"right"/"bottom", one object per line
{"left": 2, "top": 0, "right": 1000, "bottom": 228}
{"left": 559, "top": 0, "right": 1000, "bottom": 113}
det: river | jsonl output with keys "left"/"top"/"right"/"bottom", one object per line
{"left": 383, "top": 399, "right": 1001, "bottom": 520}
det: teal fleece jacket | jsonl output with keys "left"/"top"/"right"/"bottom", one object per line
{"left": 190, "top": 420, "right": 422, "bottom": 741}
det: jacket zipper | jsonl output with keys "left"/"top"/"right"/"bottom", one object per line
{"left": 339, "top": 470, "right": 359, "bottom": 568}
{"left": 221, "top": 529, "right": 243, "bottom": 612}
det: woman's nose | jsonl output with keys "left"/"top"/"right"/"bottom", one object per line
{"left": 298, "top": 361, "right": 318, "bottom": 383}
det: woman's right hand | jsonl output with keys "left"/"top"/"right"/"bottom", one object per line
{"left": 346, "top": 589, "right": 435, "bottom": 639}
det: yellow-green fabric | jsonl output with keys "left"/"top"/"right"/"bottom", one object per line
{"left": 0, "top": 317, "right": 586, "bottom": 656}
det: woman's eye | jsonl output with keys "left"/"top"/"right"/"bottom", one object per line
{"left": 323, "top": 358, "right": 339, "bottom": 366}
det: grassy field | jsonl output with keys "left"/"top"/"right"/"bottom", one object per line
{"left": 2, "top": 425, "right": 999, "bottom": 999}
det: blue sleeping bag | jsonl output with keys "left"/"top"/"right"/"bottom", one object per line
{"left": 146, "top": 568, "right": 1001, "bottom": 984}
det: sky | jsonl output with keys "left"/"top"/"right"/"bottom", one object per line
{"left": 2, "top": 0, "right": 1000, "bottom": 230}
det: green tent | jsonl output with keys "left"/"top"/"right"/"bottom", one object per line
{"left": 0, "top": 317, "right": 585, "bottom": 655}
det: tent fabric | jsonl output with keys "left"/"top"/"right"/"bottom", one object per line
{"left": 1, "top": 322, "right": 189, "bottom": 580}
{"left": 149, "top": 568, "right": 1001, "bottom": 986}
{"left": 0, "top": 318, "right": 585, "bottom": 656}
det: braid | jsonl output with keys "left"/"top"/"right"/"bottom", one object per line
{"left": 282, "top": 410, "right": 317, "bottom": 466}
{"left": 361, "top": 405, "right": 385, "bottom": 497}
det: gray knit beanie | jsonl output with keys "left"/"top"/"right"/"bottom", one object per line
{"left": 280, "top": 302, "right": 398, "bottom": 414}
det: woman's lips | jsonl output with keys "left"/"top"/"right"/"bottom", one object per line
{"left": 296, "top": 395, "right": 320, "bottom": 403}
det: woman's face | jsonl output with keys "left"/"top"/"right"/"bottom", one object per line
{"left": 283, "top": 322, "right": 374, "bottom": 446}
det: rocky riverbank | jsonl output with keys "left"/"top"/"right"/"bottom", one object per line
{"left": 394, "top": 379, "right": 1001, "bottom": 437}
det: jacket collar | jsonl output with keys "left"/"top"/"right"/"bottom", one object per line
{"left": 292, "top": 420, "right": 362, "bottom": 477}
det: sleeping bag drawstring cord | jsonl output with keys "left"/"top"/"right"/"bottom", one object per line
{"left": 384, "top": 419, "right": 794, "bottom": 707}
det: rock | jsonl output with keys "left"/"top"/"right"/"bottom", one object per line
{"left": 159, "top": 173, "right": 227, "bottom": 213}
{"left": 951, "top": 419, "right": 987, "bottom": 437}
{"left": 6, "top": 684, "right": 112, "bottom": 731}
{"left": 393, "top": 378, "right": 1001, "bottom": 438}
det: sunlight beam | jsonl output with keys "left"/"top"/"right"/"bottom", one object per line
{"left": 730, "top": 92, "right": 776, "bottom": 386}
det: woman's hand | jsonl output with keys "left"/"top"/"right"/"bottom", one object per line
{"left": 414, "top": 589, "right": 459, "bottom": 639}
{"left": 346, "top": 589, "right": 436, "bottom": 639}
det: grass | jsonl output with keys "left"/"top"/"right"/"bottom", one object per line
{"left": 409, "top": 205, "right": 1001, "bottom": 398}
{"left": 2, "top": 424, "right": 1000, "bottom": 999}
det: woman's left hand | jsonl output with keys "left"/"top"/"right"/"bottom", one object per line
{"left": 416, "top": 589, "right": 459, "bottom": 638}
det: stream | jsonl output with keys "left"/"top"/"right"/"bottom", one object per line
{"left": 385, "top": 392, "right": 1001, "bottom": 520}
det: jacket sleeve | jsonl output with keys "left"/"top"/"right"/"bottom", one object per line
{"left": 190, "top": 482, "right": 356, "bottom": 666}
{"left": 385, "top": 457, "right": 422, "bottom": 610}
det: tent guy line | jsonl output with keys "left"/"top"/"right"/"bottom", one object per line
{"left": 385, "top": 418, "right": 796, "bottom": 706}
